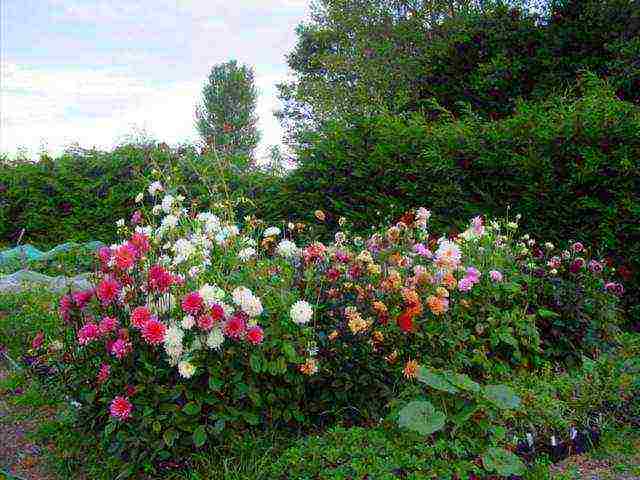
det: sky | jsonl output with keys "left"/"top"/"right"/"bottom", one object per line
{"left": 0, "top": 0, "right": 310, "bottom": 160}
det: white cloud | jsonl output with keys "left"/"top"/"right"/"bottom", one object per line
{"left": 1, "top": 62, "right": 287, "bottom": 160}
{"left": 1, "top": 1, "right": 311, "bottom": 160}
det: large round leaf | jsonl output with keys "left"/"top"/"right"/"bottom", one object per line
{"left": 483, "top": 385, "right": 521, "bottom": 410}
{"left": 446, "top": 372, "right": 480, "bottom": 393}
{"left": 482, "top": 447, "right": 525, "bottom": 476}
{"left": 417, "top": 368, "right": 459, "bottom": 393}
{"left": 398, "top": 400, "right": 446, "bottom": 435}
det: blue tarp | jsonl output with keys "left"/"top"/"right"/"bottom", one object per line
{"left": 0, "top": 241, "right": 104, "bottom": 265}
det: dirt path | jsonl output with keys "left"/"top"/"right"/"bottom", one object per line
{"left": 0, "top": 366, "right": 56, "bottom": 480}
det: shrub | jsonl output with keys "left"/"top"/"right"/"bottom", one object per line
{"left": 0, "top": 143, "right": 270, "bottom": 248}
{"left": 40, "top": 180, "right": 622, "bottom": 475}
{"left": 268, "top": 425, "right": 482, "bottom": 480}
{"left": 278, "top": 0, "right": 640, "bottom": 145}
{"left": 260, "top": 80, "right": 640, "bottom": 326}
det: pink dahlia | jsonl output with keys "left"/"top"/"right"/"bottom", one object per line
{"left": 465, "top": 267, "right": 481, "bottom": 284}
{"left": 224, "top": 313, "right": 246, "bottom": 339}
{"left": 246, "top": 325, "right": 264, "bottom": 345}
{"left": 130, "top": 306, "right": 152, "bottom": 329}
{"left": 458, "top": 277, "right": 473, "bottom": 292}
{"left": 141, "top": 318, "right": 167, "bottom": 345}
{"left": 181, "top": 291, "right": 203, "bottom": 315}
{"left": 99, "top": 316, "right": 119, "bottom": 335}
{"left": 148, "top": 264, "right": 175, "bottom": 293}
{"left": 78, "top": 323, "right": 100, "bottom": 345}
{"left": 109, "top": 396, "right": 132, "bottom": 421}
{"left": 114, "top": 243, "right": 137, "bottom": 270}
{"left": 97, "top": 246, "right": 112, "bottom": 267}
{"left": 109, "top": 338, "right": 132, "bottom": 359}
{"left": 96, "top": 277, "right": 121, "bottom": 305}
{"left": 129, "top": 232, "right": 149, "bottom": 255}
{"left": 97, "top": 363, "right": 110, "bottom": 384}
{"left": 197, "top": 313, "right": 215, "bottom": 331}
{"left": 72, "top": 289, "right": 94, "bottom": 309}
{"left": 210, "top": 304, "right": 225, "bottom": 321}
{"left": 59, "top": 294, "right": 73, "bottom": 322}
{"left": 414, "top": 243, "right": 432, "bottom": 258}
{"left": 489, "top": 270, "right": 503, "bottom": 282}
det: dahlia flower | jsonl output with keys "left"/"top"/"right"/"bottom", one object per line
{"left": 114, "top": 243, "right": 137, "bottom": 270}
{"left": 97, "top": 363, "right": 110, "bottom": 384}
{"left": 246, "top": 325, "right": 264, "bottom": 345}
{"left": 96, "top": 277, "right": 121, "bottom": 305}
{"left": 178, "top": 360, "right": 196, "bottom": 379}
{"left": 109, "top": 338, "right": 132, "bottom": 359}
{"left": 99, "top": 316, "right": 119, "bottom": 335}
{"left": 130, "top": 306, "right": 152, "bottom": 329}
{"left": 434, "top": 239, "right": 462, "bottom": 269}
{"left": 179, "top": 315, "right": 194, "bottom": 330}
{"left": 224, "top": 313, "right": 246, "bottom": 338}
{"left": 206, "top": 328, "right": 224, "bottom": 349}
{"left": 109, "top": 396, "right": 133, "bottom": 420}
{"left": 276, "top": 239, "right": 299, "bottom": 258}
{"left": 78, "top": 323, "right": 100, "bottom": 345}
{"left": 141, "top": 318, "right": 167, "bottom": 345}
{"left": 182, "top": 291, "right": 204, "bottom": 315}
{"left": 290, "top": 300, "right": 313, "bottom": 325}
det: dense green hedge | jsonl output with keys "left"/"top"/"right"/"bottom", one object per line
{"left": 255, "top": 79, "right": 640, "bottom": 325}
{"left": 0, "top": 144, "right": 269, "bottom": 248}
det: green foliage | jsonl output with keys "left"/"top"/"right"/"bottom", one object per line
{"left": 195, "top": 60, "right": 260, "bottom": 159}
{"left": 268, "top": 425, "right": 482, "bottom": 479}
{"left": 0, "top": 289, "right": 61, "bottom": 359}
{"left": 0, "top": 143, "right": 273, "bottom": 248}
{"left": 482, "top": 447, "right": 525, "bottom": 476}
{"left": 278, "top": 0, "right": 640, "bottom": 146}
{"left": 398, "top": 400, "right": 446, "bottom": 435}
{"left": 262, "top": 81, "right": 640, "bottom": 326}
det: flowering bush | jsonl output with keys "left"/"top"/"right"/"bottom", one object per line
{"left": 53, "top": 182, "right": 623, "bottom": 472}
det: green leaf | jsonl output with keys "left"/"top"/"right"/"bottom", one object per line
{"left": 398, "top": 400, "right": 446, "bottom": 435}
{"left": 208, "top": 376, "right": 223, "bottom": 391}
{"left": 417, "top": 367, "right": 459, "bottom": 393}
{"left": 163, "top": 429, "right": 178, "bottom": 447}
{"left": 537, "top": 308, "right": 559, "bottom": 318}
{"left": 482, "top": 447, "right": 525, "bottom": 476}
{"left": 183, "top": 401, "right": 201, "bottom": 415}
{"left": 193, "top": 425, "right": 207, "bottom": 448}
{"left": 483, "top": 385, "right": 521, "bottom": 410}
{"left": 451, "top": 404, "right": 479, "bottom": 425}
{"left": 152, "top": 421, "right": 162, "bottom": 433}
{"left": 249, "top": 353, "right": 263, "bottom": 373}
{"left": 446, "top": 372, "right": 480, "bottom": 393}
{"left": 282, "top": 342, "right": 297, "bottom": 362}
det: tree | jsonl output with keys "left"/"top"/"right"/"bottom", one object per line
{"left": 276, "top": 0, "right": 497, "bottom": 146}
{"left": 195, "top": 60, "right": 260, "bottom": 160}
{"left": 276, "top": 0, "right": 638, "bottom": 148}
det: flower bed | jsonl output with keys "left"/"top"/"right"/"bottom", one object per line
{"left": 45, "top": 181, "right": 623, "bottom": 474}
